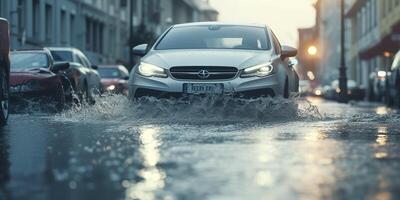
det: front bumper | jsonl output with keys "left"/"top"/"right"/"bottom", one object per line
{"left": 129, "top": 73, "right": 283, "bottom": 99}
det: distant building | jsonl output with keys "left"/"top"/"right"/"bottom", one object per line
{"left": 297, "top": 27, "right": 318, "bottom": 81}
{"left": 0, "top": 0, "right": 218, "bottom": 66}
{"left": 312, "top": 0, "right": 355, "bottom": 86}
{"left": 346, "top": 0, "right": 400, "bottom": 96}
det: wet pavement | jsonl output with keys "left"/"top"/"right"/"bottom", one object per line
{"left": 0, "top": 96, "right": 400, "bottom": 200}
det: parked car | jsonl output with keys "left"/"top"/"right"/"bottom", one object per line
{"left": 10, "top": 50, "right": 73, "bottom": 111}
{"left": 387, "top": 50, "right": 400, "bottom": 107}
{"left": 129, "top": 22, "right": 298, "bottom": 99}
{"left": 98, "top": 65, "right": 129, "bottom": 95}
{"left": 47, "top": 47, "right": 101, "bottom": 104}
{"left": 0, "top": 18, "right": 10, "bottom": 124}
{"left": 369, "top": 70, "right": 387, "bottom": 102}
{"left": 326, "top": 80, "right": 365, "bottom": 101}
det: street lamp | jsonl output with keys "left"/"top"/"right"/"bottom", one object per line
{"left": 338, "top": 0, "right": 348, "bottom": 103}
{"left": 307, "top": 45, "right": 318, "bottom": 56}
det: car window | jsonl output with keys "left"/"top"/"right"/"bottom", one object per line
{"left": 156, "top": 25, "right": 271, "bottom": 50}
{"left": 76, "top": 51, "right": 92, "bottom": 68}
{"left": 271, "top": 31, "right": 281, "bottom": 54}
{"left": 11, "top": 52, "right": 49, "bottom": 70}
{"left": 51, "top": 50, "right": 73, "bottom": 62}
{"left": 98, "top": 68, "right": 120, "bottom": 78}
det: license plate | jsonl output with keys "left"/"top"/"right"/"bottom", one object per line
{"left": 184, "top": 83, "right": 224, "bottom": 94}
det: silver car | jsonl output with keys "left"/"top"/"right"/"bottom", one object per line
{"left": 129, "top": 22, "right": 299, "bottom": 99}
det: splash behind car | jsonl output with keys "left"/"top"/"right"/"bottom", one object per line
{"left": 48, "top": 47, "right": 101, "bottom": 104}
{"left": 0, "top": 18, "right": 10, "bottom": 124}
{"left": 10, "top": 50, "right": 71, "bottom": 112}
{"left": 129, "top": 22, "right": 298, "bottom": 99}
{"left": 98, "top": 65, "right": 129, "bottom": 95}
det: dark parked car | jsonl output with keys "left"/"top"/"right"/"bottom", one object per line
{"left": 47, "top": 47, "right": 101, "bottom": 104}
{"left": 98, "top": 65, "right": 129, "bottom": 95}
{"left": 387, "top": 50, "right": 400, "bottom": 107}
{"left": 10, "top": 50, "right": 73, "bottom": 111}
{"left": 0, "top": 18, "right": 10, "bottom": 124}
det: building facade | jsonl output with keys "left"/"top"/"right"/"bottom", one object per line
{"left": 312, "top": 0, "right": 356, "bottom": 86}
{"left": 0, "top": 0, "right": 218, "bottom": 66}
{"left": 346, "top": 0, "right": 400, "bottom": 96}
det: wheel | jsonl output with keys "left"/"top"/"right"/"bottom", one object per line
{"left": 283, "top": 77, "right": 289, "bottom": 99}
{"left": 0, "top": 68, "right": 9, "bottom": 125}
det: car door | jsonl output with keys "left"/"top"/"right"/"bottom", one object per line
{"left": 271, "top": 31, "right": 298, "bottom": 93}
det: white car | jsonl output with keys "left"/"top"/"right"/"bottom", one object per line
{"left": 129, "top": 22, "right": 299, "bottom": 99}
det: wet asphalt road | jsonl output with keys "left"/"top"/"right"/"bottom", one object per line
{"left": 0, "top": 96, "right": 400, "bottom": 200}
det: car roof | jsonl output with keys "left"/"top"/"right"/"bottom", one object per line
{"left": 173, "top": 22, "right": 268, "bottom": 29}
{"left": 46, "top": 47, "right": 77, "bottom": 52}
{"left": 12, "top": 49, "right": 50, "bottom": 54}
{"left": 98, "top": 65, "right": 124, "bottom": 68}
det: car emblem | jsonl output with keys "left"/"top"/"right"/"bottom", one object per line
{"left": 198, "top": 70, "right": 210, "bottom": 79}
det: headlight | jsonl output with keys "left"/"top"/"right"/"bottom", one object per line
{"left": 106, "top": 85, "right": 116, "bottom": 91}
{"left": 137, "top": 62, "right": 168, "bottom": 78}
{"left": 241, "top": 63, "right": 274, "bottom": 78}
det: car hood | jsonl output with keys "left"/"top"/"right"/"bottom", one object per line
{"left": 142, "top": 50, "right": 274, "bottom": 70}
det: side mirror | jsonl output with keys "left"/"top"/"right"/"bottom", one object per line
{"left": 51, "top": 62, "right": 70, "bottom": 72}
{"left": 91, "top": 65, "right": 98, "bottom": 70}
{"left": 132, "top": 44, "right": 148, "bottom": 57}
{"left": 288, "top": 58, "right": 298, "bottom": 67}
{"left": 281, "top": 45, "right": 298, "bottom": 59}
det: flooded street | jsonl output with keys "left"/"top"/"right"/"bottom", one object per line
{"left": 1, "top": 96, "right": 400, "bottom": 200}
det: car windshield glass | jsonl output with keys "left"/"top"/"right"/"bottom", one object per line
{"left": 11, "top": 53, "right": 49, "bottom": 70}
{"left": 156, "top": 25, "right": 271, "bottom": 50}
{"left": 98, "top": 68, "right": 120, "bottom": 78}
{"left": 51, "top": 50, "right": 73, "bottom": 62}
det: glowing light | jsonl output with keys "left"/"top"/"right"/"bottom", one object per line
{"left": 377, "top": 71, "right": 387, "bottom": 78}
{"left": 307, "top": 71, "right": 315, "bottom": 81}
{"left": 307, "top": 45, "right": 318, "bottom": 56}
{"left": 314, "top": 89, "right": 322, "bottom": 96}
{"left": 383, "top": 51, "right": 392, "bottom": 58}
{"left": 376, "top": 106, "right": 389, "bottom": 115}
{"left": 126, "top": 126, "right": 166, "bottom": 200}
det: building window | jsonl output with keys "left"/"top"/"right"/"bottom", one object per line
{"left": 17, "top": 0, "right": 26, "bottom": 34}
{"left": 61, "top": 10, "right": 67, "bottom": 44}
{"left": 70, "top": 14, "right": 75, "bottom": 46}
{"left": 120, "top": 0, "right": 127, "bottom": 8}
{"left": 32, "top": 0, "right": 40, "bottom": 38}
{"left": 45, "top": 4, "right": 52, "bottom": 42}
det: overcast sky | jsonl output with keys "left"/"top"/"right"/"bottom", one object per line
{"left": 209, "top": 0, "right": 316, "bottom": 47}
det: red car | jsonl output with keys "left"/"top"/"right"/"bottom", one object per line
{"left": 10, "top": 50, "right": 72, "bottom": 112}
{"left": 0, "top": 18, "right": 10, "bottom": 124}
{"left": 98, "top": 65, "right": 129, "bottom": 95}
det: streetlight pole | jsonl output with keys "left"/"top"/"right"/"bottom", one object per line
{"left": 338, "top": 0, "right": 348, "bottom": 103}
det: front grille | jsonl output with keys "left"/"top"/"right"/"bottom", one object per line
{"left": 170, "top": 66, "right": 238, "bottom": 80}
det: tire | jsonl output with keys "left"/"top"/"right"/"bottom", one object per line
{"left": 284, "top": 77, "right": 289, "bottom": 99}
{"left": 0, "top": 68, "right": 9, "bottom": 125}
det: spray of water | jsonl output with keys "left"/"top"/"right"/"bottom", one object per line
{"left": 56, "top": 94, "right": 322, "bottom": 124}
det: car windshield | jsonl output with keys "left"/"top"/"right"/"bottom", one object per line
{"left": 51, "top": 50, "right": 73, "bottom": 62}
{"left": 155, "top": 25, "right": 271, "bottom": 50}
{"left": 98, "top": 68, "right": 120, "bottom": 78}
{"left": 11, "top": 53, "right": 49, "bottom": 70}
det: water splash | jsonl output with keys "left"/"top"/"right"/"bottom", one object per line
{"left": 56, "top": 95, "right": 322, "bottom": 124}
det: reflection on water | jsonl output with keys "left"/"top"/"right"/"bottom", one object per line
{"left": 126, "top": 126, "right": 166, "bottom": 200}
{"left": 376, "top": 126, "right": 389, "bottom": 146}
